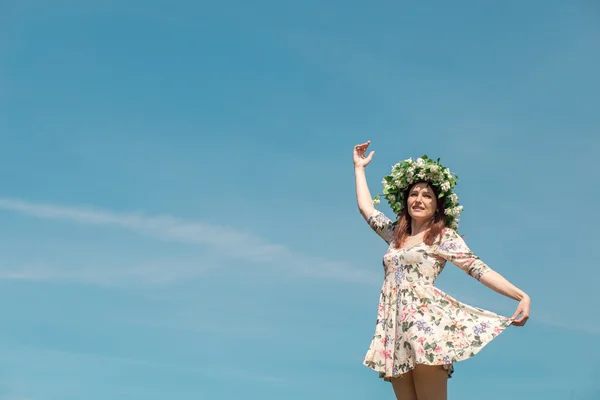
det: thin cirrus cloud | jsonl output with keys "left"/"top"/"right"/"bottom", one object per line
{"left": 2, "top": 198, "right": 599, "bottom": 336}
{"left": 0, "top": 197, "right": 378, "bottom": 285}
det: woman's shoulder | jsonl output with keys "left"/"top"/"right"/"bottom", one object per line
{"left": 440, "top": 226, "right": 462, "bottom": 238}
{"left": 428, "top": 227, "right": 461, "bottom": 248}
{"left": 368, "top": 209, "right": 395, "bottom": 226}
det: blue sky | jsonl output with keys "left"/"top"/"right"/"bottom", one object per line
{"left": 1, "top": 1, "right": 599, "bottom": 399}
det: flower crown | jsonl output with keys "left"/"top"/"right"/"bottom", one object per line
{"left": 373, "top": 155, "right": 463, "bottom": 230}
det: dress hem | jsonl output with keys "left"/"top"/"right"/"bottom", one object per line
{"left": 364, "top": 361, "right": 454, "bottom": 381}
{"left": 364, "top": 317, "right": 513, "bottom": 381}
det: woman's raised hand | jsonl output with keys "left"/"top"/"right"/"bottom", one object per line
{"left": 353, "top": 141, "right": 375, "bottom": 168}
{"left": 510, "top": 295, "right": 531, "bottom": 327}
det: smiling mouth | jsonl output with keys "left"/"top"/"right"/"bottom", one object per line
{"left": 412, "top": 207, "right": 424, "bottom": 211}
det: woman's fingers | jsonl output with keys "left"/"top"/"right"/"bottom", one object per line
{"left": 513, "top": 316, "right": 528, "bottom": 326}
{"left": 353, "top": 141, "right": 373, "bottom": 166}
{"left": 518, "top": 311, "right": 530, "bottom": 325}
{"left": 511, "top": 309, "right": 520, "bottom": 320}
{"left": 510, "top": 307, "right": 529, "bottom": 326}
{"left": 354, "top": 141, "right": 371, "bottom": 157}
{"left": 354, "top": 141, "right": 370, "bottom": 151}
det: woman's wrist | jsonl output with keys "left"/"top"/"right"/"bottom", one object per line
{"left": 516, "top": 292, "right": 529, "bottom": 302}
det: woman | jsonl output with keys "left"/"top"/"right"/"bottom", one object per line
{"left": 353, "top": 141, "right": 530, "bottom": 400}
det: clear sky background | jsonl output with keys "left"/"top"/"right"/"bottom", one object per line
{"left": 1, "top": 1, "right": 599, "bottom": 399}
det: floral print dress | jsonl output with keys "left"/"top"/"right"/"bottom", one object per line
{"left": 363, "top": 210, "right": 512, "bottom": 380}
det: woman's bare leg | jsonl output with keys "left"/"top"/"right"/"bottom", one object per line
{"left": 391, "top": 371, "right": 418, "bottom": 400}
{"left": 412, "top": 365, "right": 448, "bottom": 400}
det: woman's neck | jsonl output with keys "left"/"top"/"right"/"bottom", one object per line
{"left": 410, "top": 219, "right": 432, "bottom": 236}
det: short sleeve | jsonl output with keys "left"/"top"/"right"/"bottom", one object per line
{"left": 434, "top": 228, "right": 492, "bottom": 281}
{"left": 367, "top": 209, "right": 395, "bottom": 244}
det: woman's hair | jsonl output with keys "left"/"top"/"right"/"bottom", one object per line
{"left": 392, "top": 181, "right": 447, "bottom": 249}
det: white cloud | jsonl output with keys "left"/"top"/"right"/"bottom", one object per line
{"left": 0, "top": 197, "right": 378, "bottom": 285}
{"left": 5, "top": 198, "right": 595, "bottom": 335}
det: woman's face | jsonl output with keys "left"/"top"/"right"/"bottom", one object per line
{"left": 407, "top": 182, "right": 437, "bottom": 222}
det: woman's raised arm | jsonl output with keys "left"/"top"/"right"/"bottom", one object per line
{"left": 353, "top": 141, "right": 376, "bottom": 221}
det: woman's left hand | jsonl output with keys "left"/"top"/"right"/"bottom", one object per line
{"left": 510, "top": 295, "right": 531, "bottom": 326}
